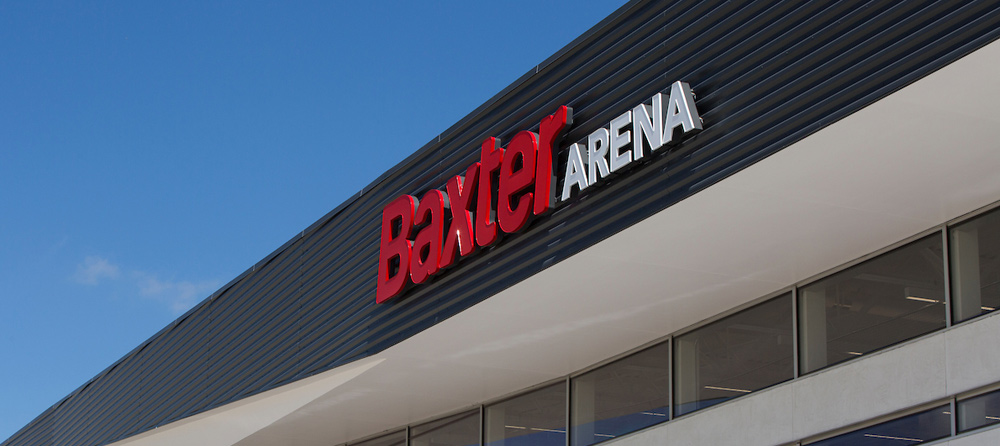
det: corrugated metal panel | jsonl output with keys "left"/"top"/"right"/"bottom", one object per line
{"left": 5, "top": 1, "right": 1000, "bottom": 445}
{"left": 4, "top": 406, "right": 53, "bottom": 446}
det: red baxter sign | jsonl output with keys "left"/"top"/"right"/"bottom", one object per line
{"left": 376, "top": 106, "right": 572, "bottom": 303}
{"left": 376, "top": 81, "right": 702, "bottom": 304}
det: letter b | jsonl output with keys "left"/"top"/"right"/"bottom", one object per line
{"left": 376, "top": 195, "right": 417, "bottom": 303}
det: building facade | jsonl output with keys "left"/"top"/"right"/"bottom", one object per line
{"left": 7, "top": 1, "right": 1000, "bottom": 445}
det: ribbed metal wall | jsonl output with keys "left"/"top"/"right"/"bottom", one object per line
{"left": 6, "top": 1, "right": 1000, "bottom": 445}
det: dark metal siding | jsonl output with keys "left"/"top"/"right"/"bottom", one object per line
{"left": 6, "top": 1, "right": 1000, "bottom": 445}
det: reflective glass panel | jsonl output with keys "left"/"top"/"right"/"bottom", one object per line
{"left": 673, "top": 294, "right": 793, "bottom": 416}
{"left": 485, "top": 382, "right": 566, "bottom": 446}
{"left": 798, "top": 234, "right": 946, "bottom": 374}
{"left": 958, "top": 388, "right": 1000, "bottom": 433}
{"left": 570, "top": 342, "right": 670, "bottom": 446}
{"left": 351, "top": 430, "right": 406, "bottom": 446}
{"left": 411, "top": 409, "right": 480, "bottom": 446}
{"left": 950, "top": 208, "right": 1000, "bottom": 323}
{"left": 805, "top": 405, "right": 951, "bottom": 446}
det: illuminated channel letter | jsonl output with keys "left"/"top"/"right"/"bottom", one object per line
{"left": 632, "top": 92, "right": 663, "bottom": 158}
{"left": 535, "top": 105, "right": 572, "bottom": 215}
{"left": 663, "top": 81, "right": 703, "bottom": 145}
{"left": 587, "top": 128, "right": 610, "bottom": 186}
{"left": 376, "top": 195, "right": 417, "bottom": 304}
{"left": 439, "top": 163, "right": 479, "bottom": 270}
{"left": 609, "top": 110, "right": 633, "bottom": 173}
{"left": 476, "top": 137, "right": 504, "bottom": 247}
{"left": 498, "top": 130, "right": 538, "bottom": 233}
{"left": 409, "top": 189, "right": 447, "bottom": 285}
{"left": 561, "top": 143, "right": 589, "bottom": 201}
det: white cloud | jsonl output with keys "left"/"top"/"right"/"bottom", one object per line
{"left": 72, "top": 255, "right": 222, "bottom": 314}
{"left": 136, "top": 273, "right": 222, "bottom": 314}
{"left": 73, "top": 256, "right": 121, "bottom": 285}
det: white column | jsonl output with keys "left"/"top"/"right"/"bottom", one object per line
{"left": 674, "top": 338, "right": 700, "bottom": 413}
{"left": 486, "top": 406, "right": 506, "bottom": 446}
{"left": 799, "top": 288, "right": 828, "bottom": 374}
{"left": 951, "top": 226, "right": 983, "bottom": 322}
{"left": 571, "top": 378, "right": 596, "bottom": 446}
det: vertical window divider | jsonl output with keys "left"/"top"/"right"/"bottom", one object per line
{"left": 667, "top": 335, "right": 674, "bottom": 420}
{"left": 791, "top": 286, "right": 800, "bottom": 379}
{"left": 565, "top": 375, "right": 571, "bottom": 446}
{"left": 405, "top": 425, "right": 410, "bottom": 446}
{"left": 942, "top": 226, "right": 954, "bottom": 328}
{"left": 950, "top": 397, "right": 958, "bottom": 438}
{"left": 479, "top": 404, "right": 485, "bottom": 446}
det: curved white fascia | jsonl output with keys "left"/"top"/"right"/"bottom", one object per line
{"left": 106, "top": 357, "right": 385, "bottom": 446}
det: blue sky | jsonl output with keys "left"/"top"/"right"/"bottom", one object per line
{"left": 0, "top": 1, "right": 624, "bottom": 441}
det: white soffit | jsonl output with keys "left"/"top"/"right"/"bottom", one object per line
{"left": 105, "top": 358, "right": 384, "bottom": 446}
{"left": 132, "top": 37, "right": 1000, "bottom": 446}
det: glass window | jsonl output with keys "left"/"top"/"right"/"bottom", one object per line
{"left": 950, "top": 208, "right": 1000, "bottom": 323}
{"left": 570, "top": 342, "right": 670, "bottom": 446}
{"left": 673, "top": 294, "right": 794, "bottom": 417}
{"left": 958, "top": 388, "right": 1000, "bottom": 433}
{"left": 798, "top": 234, "right": 946, "bottom": 374}
{"left": 485, "top": 382, "right": 566, "bottom": 446}
{"left": 411, "top": 409, "right": 480, "bottom": 446}
{"left": 805, "top": 405, "right": 951, "bottom": 446}
{"left": 351, "top": 430, "right": 406, "bottom": 446}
